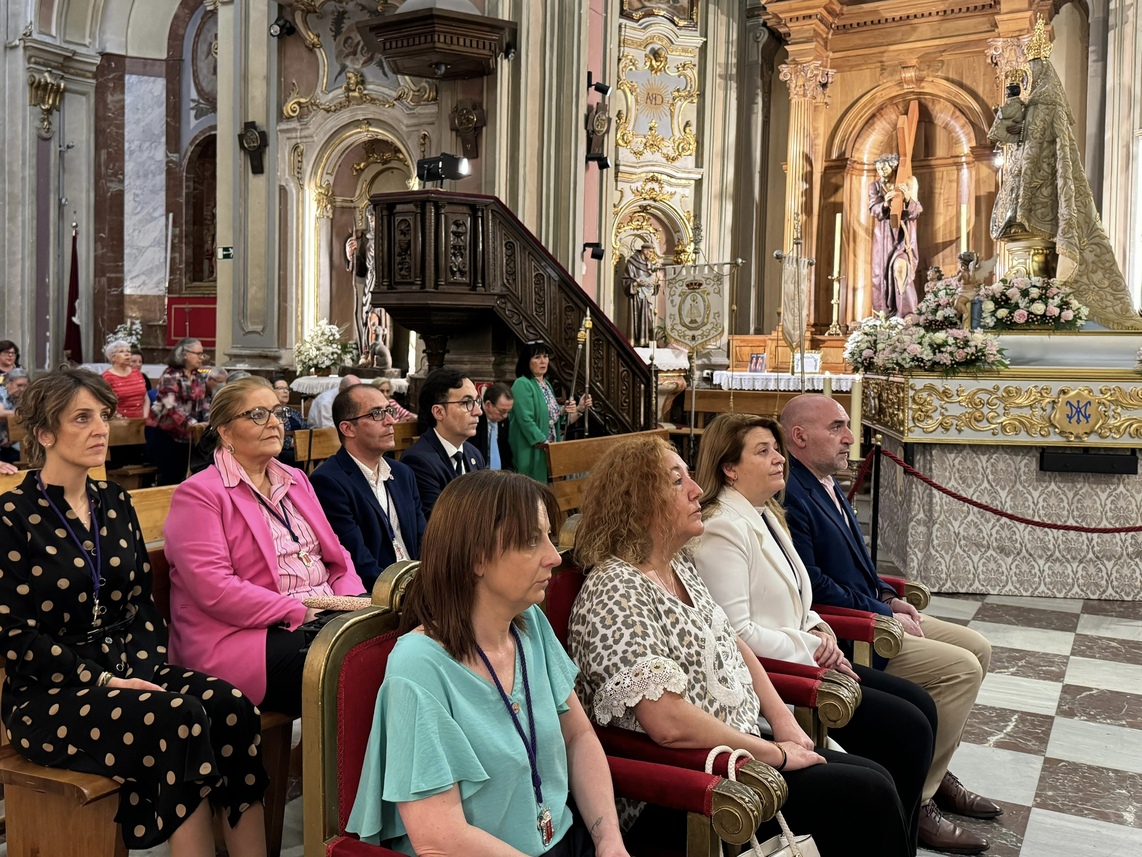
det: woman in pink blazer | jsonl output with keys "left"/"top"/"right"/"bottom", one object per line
{"left": 165, "top": 377, "right": 364, "bottom": 715}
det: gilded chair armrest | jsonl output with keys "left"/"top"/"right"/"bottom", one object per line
{"left": 372, "top": 560, "right": 419, "bottom": 611}
{"left": 816, "top": 611, "right": 903, "bottom": 661}
{"left": 813, "top": 669, "right": 862, "bottom": 730}
{"left": 880, "top": 575, "right": 931, "bottom": 610}
{"left": 607, "top": 756, "right": 769, "bottom": 839}
{"left": 595, "top": 725, "right": 715, "bottom": 771}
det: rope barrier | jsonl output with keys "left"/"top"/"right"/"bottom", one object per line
{"left": 849, "top": 446, "right": 1142, "bottom": 535}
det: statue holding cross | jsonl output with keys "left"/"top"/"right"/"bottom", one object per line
{"left": 869, "top": 101, "right": 923, "bottom": 318}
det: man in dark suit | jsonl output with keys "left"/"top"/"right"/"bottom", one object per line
{"left": 310, "top": 383, "right": 426, "bottom": 590}
{"left": 473, "top": 381, "right": 514, "bottom": 471}
{"left": 401, "top": 368, "right": 486, "bottom": 518}
{"left": 780, "top": 394, "right": 998, "bottom": 855}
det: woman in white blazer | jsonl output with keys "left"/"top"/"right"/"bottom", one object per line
{"left": 692, "top": 413, "right": 937, "bottom": 856}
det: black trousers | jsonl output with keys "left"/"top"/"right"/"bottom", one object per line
{"left": 145, "top": 428, "right": 190, "bottom": 486}
{"left": 262, "top": 627, "right": 307, "bottom": 716}
{"left": 627, "top": 748, "right": 910, "bottom": 857}
{"left": 829, "top": 664, "right": 937, "bottom": 854}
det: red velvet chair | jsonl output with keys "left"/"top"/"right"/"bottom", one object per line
{"left": 542, "top": 554, "right": 862, "bottom": 755}
{"left": 811, "top": 574, "right": 930, "bottom": 667}
{"left": 303, "top": 602, "right": 777, "bottom": 857}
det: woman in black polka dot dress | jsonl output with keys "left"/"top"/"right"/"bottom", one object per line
{"left": 0, "top": 369, "right": 269, "bottom": 855}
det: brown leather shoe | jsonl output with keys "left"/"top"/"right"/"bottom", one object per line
{"left": 935, "top": 771, "right": 1004, "bottom": 819}
{"left": 919, "top": 801, "right": 990, "bottom": 854}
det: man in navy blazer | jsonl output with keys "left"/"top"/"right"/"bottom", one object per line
{"left": 401, "top": 368, "right": 486, "bottom": 519}
{"left": 780, "top": 394, "right": 998, "bottom": 855}
{"left": 310, "top": 384, "right": 426, "bottom": 591}
{"left": 473, "top": 381, "right": 514, "bottom": 471}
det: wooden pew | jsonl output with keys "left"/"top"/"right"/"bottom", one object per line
{"left": 391, "top": 422, "right": 418, "bottom": 459}
{"left": 306, "top": 427, "right": 341, "bottom": 472}
{"left": 130, "top": 485, "right": 177, "bottom": 546}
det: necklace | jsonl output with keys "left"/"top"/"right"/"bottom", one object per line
{"left": 475, "top": 625, "right": 554, "bottom": 847}
{"left": 644, "top": 564, "right": 680, "bottom": 600}
{"left": 36, "top": 474, "right": 104, "bottom": 625}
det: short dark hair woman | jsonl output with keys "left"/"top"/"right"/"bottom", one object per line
{"left": 348, "top": 470, "right": 628, "bottom": 857}
{"left": 0, "top": 369, "right": 269, "bottom": 856}
{"left": 508, "top": 341, "right": 591, "bottom": 483}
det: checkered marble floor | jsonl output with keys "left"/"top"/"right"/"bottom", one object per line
{"left": 916, "top": 593, "right": 1142, "bottom": 857}
{"left": 4, "top": 592, "right": 1140, "bottom": 857}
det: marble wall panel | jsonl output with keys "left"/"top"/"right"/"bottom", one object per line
{"left": 123, "top": 74, "right": 169, "bottom": 296}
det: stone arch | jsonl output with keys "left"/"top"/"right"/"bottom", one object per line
{"left": 609, "top": 200, "right": 693, "bottom": 343}
{"left": 183, "top": 130, "right": 217, "bottom": 288}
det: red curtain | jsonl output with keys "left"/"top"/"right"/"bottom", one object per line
{"left": 63, "top": 228, "right": 83, "bottom": 364}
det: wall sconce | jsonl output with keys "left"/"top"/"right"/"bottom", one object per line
{"left": 586, "top": 71, "right": 612, "bottom": 98}
{"left": 583, "top": 242, "right": 606, "bottom": 261}
{"left": 586, "top": 153, "right": 611, "bottom": 170}
{"left": 416, "top": 153, "right": 470, "bottom": 183}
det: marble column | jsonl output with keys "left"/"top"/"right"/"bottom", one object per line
{"left": 777, "top": 59, "right": 833, "bottom": 325}
{"left": 216, "top": 0, "right": 282, "bottom": 366}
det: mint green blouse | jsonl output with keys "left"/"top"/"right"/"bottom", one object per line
{"left": 347, "top": 605, "right": 579, "bottom": 855}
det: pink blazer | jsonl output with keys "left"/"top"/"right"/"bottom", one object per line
{"left": 164, "top": 463, "right": 364, "bottom": 704}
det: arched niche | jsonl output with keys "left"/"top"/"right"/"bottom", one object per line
{"left": 823, "top": 81, "right": 998, "bottom": 322}
{"left": 183, "top": 131, "right": 217, "bottom": 289}
{"left": 610, "top": 201, "right": 692, "bottom": 344}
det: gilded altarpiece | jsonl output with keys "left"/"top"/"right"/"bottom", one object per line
{"left": 864, "top": 372, "right": 1142, "bottom": 599}
{"left": 609, "top": 22, "right": 704, "bottom": 340}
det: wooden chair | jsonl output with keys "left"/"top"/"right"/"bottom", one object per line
{"left": 326, "top": 564, "right": 778, "bottom": 857}
{"left": 306, "top": 427, "right": 342, "bottom": 472}
{"left": 545, "top": 429, "right": 669, "bottom": 547}
{"left": 128, "top": 485, "right": 176, "bottom": 545}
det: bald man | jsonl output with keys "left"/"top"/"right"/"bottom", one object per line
{"left": 307, "top": 374, "right": 361, "bottom": 428}
{"left": 780, "top": 394, "right": 998, "bottom": 856}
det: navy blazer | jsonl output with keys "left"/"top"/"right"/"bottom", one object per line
{"left": 310, "top": 446, "right": 427, "bottom": 590}
{"left": 473, "top": 413, "right": 514, "bottom": 471}
{"left": 783, "top": 455, "right": 898, "bottom": 619}
{"left": 400, "top": 429, "right": 486, "bottom": 519}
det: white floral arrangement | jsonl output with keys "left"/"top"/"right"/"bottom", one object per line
{"left": 105, "top": 319, "right": 143, "bottom": 349}
{"left": 294, "top": 319, "right": 357, "bottom": 376}
{"left": 845, "top": 314, "right": 1006, "bottom": 375}
{"left": 977, "top": 275, "right": 1088, "bottom": 330}
{"left": 913, "top": 278, "right": 964, "bottom": 330}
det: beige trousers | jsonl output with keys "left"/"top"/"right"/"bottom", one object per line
{"left": 883, "top": 615, "right": 991, "bottom": 800}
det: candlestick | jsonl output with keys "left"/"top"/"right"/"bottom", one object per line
{"left": 849, "top": 374, "right": 863, "bottom": 461}
{"left": 832, "top": 212, "right": 842, "bottom": 278}
{"left": 960, "top": 203, "right": 968, "bottom": 254}
{"left": 822, "top": 371, "right": 833, "bottom": 398}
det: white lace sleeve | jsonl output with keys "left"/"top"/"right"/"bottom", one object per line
{"left": 593, "top": 655, "right": 688, "bottom": 725}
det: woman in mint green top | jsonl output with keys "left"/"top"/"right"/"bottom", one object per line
{"left": 347, "top": 470, "right": 627, "bottom": 857}
{"left": 509, "top": 341, "right": 592, "bottom": 483}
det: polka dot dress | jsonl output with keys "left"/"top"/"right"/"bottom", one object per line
{"left": 0, "top": 473, "right": 269, "bottom": 850}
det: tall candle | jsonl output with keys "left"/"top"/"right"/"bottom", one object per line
{"left": 849, "top": 374, "right": 863, "bottom": 461}
{"left": 822, "top": 371, "right": 833, "bottom": 398}
{"left": 960, "top": 203, "right": 968, "bottom": 254}
{"left": 832, "top": 212, "right": 843, "bottom": 278}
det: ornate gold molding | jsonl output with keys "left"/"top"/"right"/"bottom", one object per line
{"left": 283, "top": 69, "right": 435, "bottom": 120}
{"left": 632, "top": 173, "right": 674, "bottom": 202}
{"left": 28, "top": 71, "right": 64, "bottom": 139}
{"left": 614, "top": 39, "right": 700, "bottom": 165}
{"left": 314, "top": 180, "right": 333, "bottom": 219}
{"left": 350, "top": 139, "right": 407, "bottom": 176}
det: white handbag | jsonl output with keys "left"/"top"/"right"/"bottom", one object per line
{"left": 704, "top": 745, "right": 821, "bottom": 857}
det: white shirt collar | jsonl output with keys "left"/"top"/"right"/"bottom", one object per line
{"left": 347, "top": 450, "right": 393, "bottom": 486}
{"left": 434, "top": 429, "right": 465, "bottom": 461}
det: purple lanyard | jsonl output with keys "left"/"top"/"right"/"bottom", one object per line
{"left": 475, "top": 625, "right": 544, "bottom": 806}
{"left": 36, "top": 474, "right": 103, "bottom": 607}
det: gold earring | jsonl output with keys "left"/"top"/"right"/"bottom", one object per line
{"left": 226, "top": 443, "right": 235, "bottom": 454}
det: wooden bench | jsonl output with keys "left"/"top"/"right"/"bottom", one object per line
{"left": 0, "top": 465, "right": 107, "bottom": 495}
{"left": 290, "top": 427, "right": 341, "bottom": 473}
{"left": 391, "top": 421, "right": 418, "bottom": 459}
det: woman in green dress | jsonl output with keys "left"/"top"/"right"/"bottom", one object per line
{"left": 347, "top": 470, "right": 627, "bottom": 857}
{"left": 508, "top": 342, "right": 592, "bottom": 483}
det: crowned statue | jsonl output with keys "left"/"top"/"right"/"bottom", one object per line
{"left": 989, "top": 17, "right": 1142, "bottom": 329}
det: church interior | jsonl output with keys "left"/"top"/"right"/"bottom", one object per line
{"left": 2, "top": 0, "right": 1142, "bottom": 855}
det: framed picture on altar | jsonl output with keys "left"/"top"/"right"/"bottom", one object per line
{"left": 790, "top": 351, "right": 822, "bottom": 374}
{"left": 748, "top": 353, "right": 767, "bottom": 373}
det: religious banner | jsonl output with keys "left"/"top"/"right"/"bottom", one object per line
{"left": 780, "top": 255, "right": 811, "bottom": 351}
{"left": 662, "top": 263, "right": 725, "bottom": 350}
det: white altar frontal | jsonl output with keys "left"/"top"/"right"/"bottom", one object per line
{"left": 864, "top": 333, "right": 1142, "bottom": 600}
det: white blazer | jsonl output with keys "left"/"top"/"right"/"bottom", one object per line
{"left": 692, "top": 487, "right": 833, "bottom": 667}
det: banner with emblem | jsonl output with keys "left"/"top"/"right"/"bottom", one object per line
{"left": 780, "top": 255, "right": 811, "bottom": 352}
{"left": 662, "top": 263, "right": 726, "bottom": 350}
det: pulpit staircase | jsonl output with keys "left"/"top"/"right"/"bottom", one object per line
{"left": 369, "top": 190, "right": 652, "bottom": 434}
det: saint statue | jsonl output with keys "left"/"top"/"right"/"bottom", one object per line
{"left": 869, "top": 154, "right": 922, "bottom": 318}
{"left": 623, "top": 241, "right": 661, "bottom": 347}
{"left": 989, "top": 18, "right": 1142, "bottom": 329}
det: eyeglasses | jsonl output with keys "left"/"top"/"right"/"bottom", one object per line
{"left": 236, "top": 406, "right": 292, "bottom": 426}
{"left": 344, "top": 406, "right": 400, "bottom": 423}
{"left": 185, "top": 350, "right": 205, "bottom": 357}
{"left": 441, "top": 397, "right": 483, "bottom": 413}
